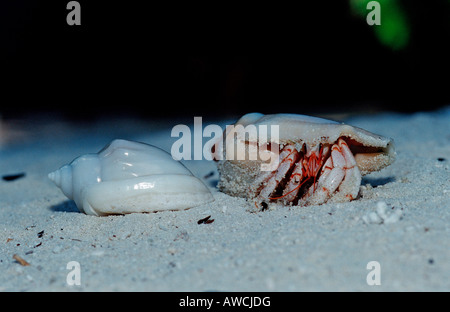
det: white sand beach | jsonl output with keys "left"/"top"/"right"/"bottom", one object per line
{"left": 0, "top": 107, "right": 449, "bottom": 291}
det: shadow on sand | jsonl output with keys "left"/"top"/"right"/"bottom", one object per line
{"left": 361, "top": 176, "right": 396, "bottom": 188}
{"left": 49, "top": 200, "right": 80, "bottom": 213}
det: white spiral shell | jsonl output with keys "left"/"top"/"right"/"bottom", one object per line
{"left": 48, "top": 139, "right": 214, "bottom": 216}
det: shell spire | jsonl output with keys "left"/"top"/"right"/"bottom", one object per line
{"left": 48, "top": 165, "right": 74, "bottom": 200}
{"left": 48, "top": 170, "right": 60, "bottom": 186}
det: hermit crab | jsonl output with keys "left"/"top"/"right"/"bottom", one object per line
{"left": 213, "top": 113, "right": 395, "bottom": 210}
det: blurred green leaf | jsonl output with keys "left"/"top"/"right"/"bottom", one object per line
{"left": 350, "top": 0, "right": 410, "bottom": 50}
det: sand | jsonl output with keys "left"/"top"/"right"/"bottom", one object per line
{"left": 0, "top": 108, "right": 449, "bottom": 291}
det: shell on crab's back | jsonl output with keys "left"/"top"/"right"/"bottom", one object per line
{"left": 229, "top": 113, "right": 396, "bottom": 175}
{"left": 236, "top": 113, "right": 386, "bottom": 146}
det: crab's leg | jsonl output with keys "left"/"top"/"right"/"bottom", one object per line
{"left": 280, "top": 162, "right": 304, "bottom": 203}
{"left": 327, "top": 139, "right": 361, "bottom": 202}
{"left": 299, "top": 142, "right": 346, "bottom": 206}
{"left": 276, "top": 144, "right": 330, "bottom": 203}
{"left": 256, "top": 145, "right": 299, "bottom": 202}
{"left": 250, "top": 145, "right": 290, "bottom": 195}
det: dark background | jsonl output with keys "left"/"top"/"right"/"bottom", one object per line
{"left": 2, "top": 0, "right": 450, "bottom": 121}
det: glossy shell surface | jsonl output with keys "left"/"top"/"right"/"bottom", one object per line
{"left": 49, "top": 139, "right": 214, "bottom": 216}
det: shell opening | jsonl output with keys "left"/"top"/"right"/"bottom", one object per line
{"left": 254, "top": 143, "right": 331, "bottom": 206}
{"left": 252, "top": 135, "right": 393, "bottom": 206}
{"left": 340, "top": 136, "right": 395, "bottom": 175}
